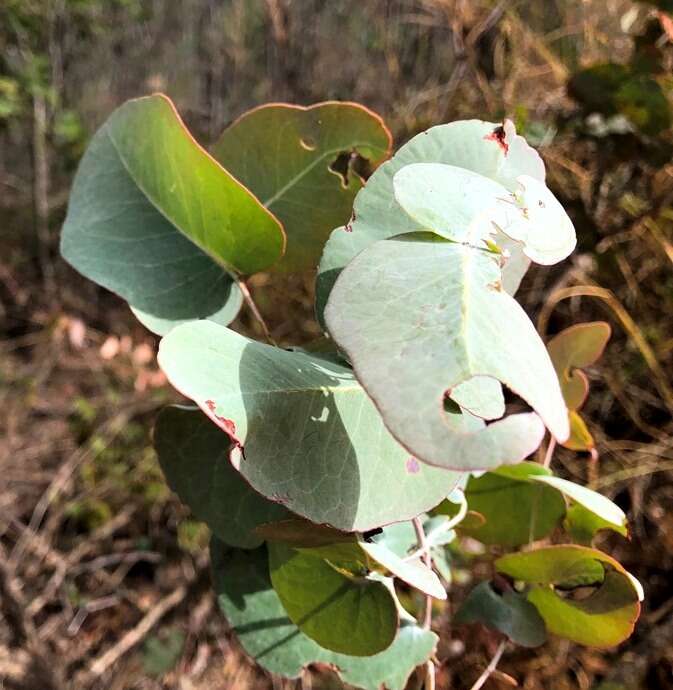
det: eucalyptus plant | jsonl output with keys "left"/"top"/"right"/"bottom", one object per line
{"left": 61, "top": 94, "right": 643, "bottom": 689}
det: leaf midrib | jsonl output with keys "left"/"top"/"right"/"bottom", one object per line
{"left": 261, "top": 142, "right": 388, "bottom": 209}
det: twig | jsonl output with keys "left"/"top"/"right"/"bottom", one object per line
{"left": 236, "top": 276, "right": 277, "bottom": 346}
{"left": 0, "top": 544, "right": 67, "bottom": 690}
{"left": 412, "top": 516, "right": 433, "bottom": 630}
{"left": 406, "top": 491, "right": 467, "bottom": 562}
{"left": 80, "top": 584, "right": 188, "bottom": 681}
{"left": 469, "top": 639, "right": 507, "bottom": 690}
{"left": 410, "top": 518, "right": 439, "bottom": 688}
{"left": 543, "top": 437, "right": 557, "bottom": 469}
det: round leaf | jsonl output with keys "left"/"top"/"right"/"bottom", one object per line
{"left": 461, "top": 463, "right": 566, "bottom": 546}
{"left": 158, "top": 321, "right": 464, "bottom": 531}
{"left": 324, "top": 233, "right": 569, "bottom": 472}
{"left": 496, "top": 546, "right": 642, "bottom": 647}
{"left": 268, "top": 542, "right": 398, "bottom": 656}
{"left": 212, "top": 542, "right": 437, "bottom": 690}
{"left": 61, "top": 94, "right": 284, "bottom": 333}
{"left": 316, "top": 118, "right": 545, "bottom": 325}
{"left": 455, "top": 581, "right": 547, "bottom": 648}
{"left": 212, "top": 102, "right": 392, "bottom": 272}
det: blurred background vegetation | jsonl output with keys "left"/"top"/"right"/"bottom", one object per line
{"left": 2, "top": 1, "right": 673, "bottom": 688}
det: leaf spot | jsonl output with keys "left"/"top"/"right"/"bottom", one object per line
{"left": 300, "top": 136, "right": 317, "bottom": 151}
{"left": 484, "top": 125, "right": 509, "bottom": 154}
{"left": 406, "top": 457, "right": 420, "bottom": 474}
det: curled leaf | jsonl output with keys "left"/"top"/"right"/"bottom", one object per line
{"left": 496, "top": 546, "right": 642, "bottom": 647}
{"left": 61, "top": 94, "right": 284, "bottom": 334}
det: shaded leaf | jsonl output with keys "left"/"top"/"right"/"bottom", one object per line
{"left": 255, "top": 518, "right": 354, "bottom": 548}
{"left": 158, "top": 321, "right": 463, "bottom": 531}
{"left": 61, "top": 94, "right": 284, "bottom": 334}
{"left": 213, "top": 102, "right": 391, "bottom": 272}
{"left": 268, "top": 542, "right": 398, "bottom": 656}
{"left": 316, "top": 118, "right": 546, "bottom": 326}
{"left": 455, "top": 581, "right": 547, "bottom": 648}
{"left": 496, "top": 546, "right": 642, "bottom": 647}
{"left": 212, "top": 542, "right": 436, "bottom": 690}
{"left": 548, "top": 321, "right": 611, "bottom": 451}
{"left": 460, "top": 463, "right": 566, "bottom": 547}
{"left": 155, "top": 406, "right": 289, "bottom": 548}
{"left": 324, "top": 233, "right": 568, "bottom": 472}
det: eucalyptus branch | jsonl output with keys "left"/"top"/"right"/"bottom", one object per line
{"left": 406, "top": 491, "right": 468, "bottom": 563}
{"left": 235, "top": 276, "right": 277, "bottom": 346}
{"left": 412, "top": 517, "right": 433, "bottom": 630}
{"left": 543, "top": 437, "right": 557, "bottom": 469}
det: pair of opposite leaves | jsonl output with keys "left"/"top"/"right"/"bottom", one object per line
{"left": 60, "top": 93, "right": 393, "bottom": 335}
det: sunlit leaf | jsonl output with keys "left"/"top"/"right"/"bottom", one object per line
{"left": 393, "top": 163, "right": 575, "bottom": 265}
{"left": 154, "top": 406, "right": 289, "bottom": 548}
{"left": 324, "top": 233, "right": 569, "bottom": 471}
{"left": 449, "top": 376, "right": 505, "bottom": 421}
{"left": 212, "top": 542, "right": 436, "bottom": 690}
{"left": 213, "top": 102, "right": 392, "bottom": 272}
{"left": 460, "top": 463, "right": 566, "bottom": 546}
{"left": 496, "top": 546, "right": 642, "bottom": 647}
{"left": 360, "top": 541, "right": 446, "bottom": 600}
{"left": 565, "top": 410, "right": 595, "bottom": 451}
{"left": 531, "top": 475, "right": 627, "bottom": 538}
{"left": 548, "top": 322, "right": 611, "bottom": 411}
{"left": 268, "top": 542, "right": 398, "bottom": 655}
{"left": 61, "top": 94, "right": 285, "bottom": 334}
{"left": 455, "top": 581, "right": 547, "bottom": 648}
{"left": 158, "top": 321, "right": 463, "bottom": 531}
{"left": 316, "top": 118, "right": 546, "bottom": 325}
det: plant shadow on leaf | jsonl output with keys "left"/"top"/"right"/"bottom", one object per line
{"left": 211, "top": 540, "right": 436, "bottom": 690}
{"left": 157, "top": 322, "right": 462, "bottom": 532}
{"left": 235, "top": 343, "right": 362, "bottom": 524}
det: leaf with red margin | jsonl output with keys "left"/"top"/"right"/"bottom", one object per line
{"left": 154, "top": 405, "right": 290, "bottom": 549}
{"left": 213, "top": 101, "right": 392, "bottom": 272}
{"left": 496, "top": 545, "right": 642, "bottom": 647}
{"left": 61, "top": 93, "right": 285, "bottom": 335}
{"left": 157, "top": 320, "right": 464, "bottom": 532}
{"left": 324, "top": 233, "right": 569, "bottom": 472}
{"left": 547, "top": 322, "right": 611, "bottom": 450}
{"left": 316, "top": 118, "right": 546, "bottom": 327}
